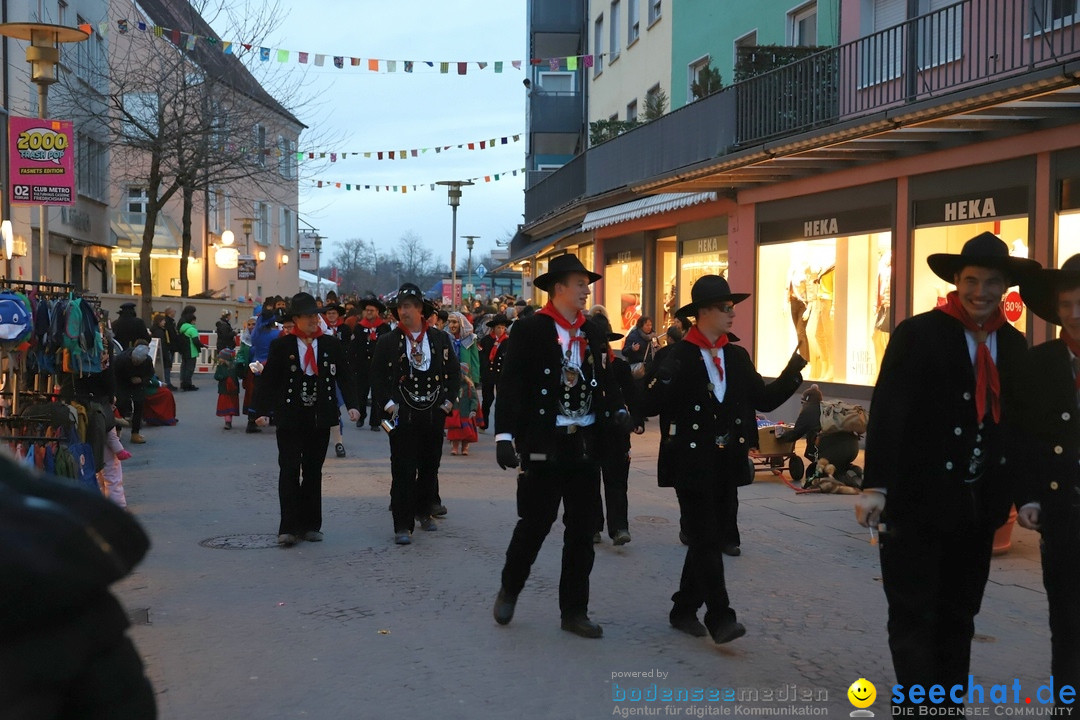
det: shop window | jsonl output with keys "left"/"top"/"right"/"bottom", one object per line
{"left": 1058, "top": 210, "right": 1080, "bottom": 264}
{"left": 756, "top": 233, "right": 892, "bottom": 386}
{"left": 678, "top": 237, "right": 728, "bottom": 313}
{"left": 911, "top": 218, "right": 1029, "bottom": 333}
{"left": 656, "top": 237, "right": 677, "bottom": 330}
{"left": 604, "top": 251, "right": 643, "bottom": 338}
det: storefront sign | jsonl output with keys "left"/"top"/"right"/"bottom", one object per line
{"left": 237, "top": 255, "right": 256, "bottom": 280}
{"left": 681, "top": 236, "right": 722, "bottom": 254}
{"left": 914, "top": 186, "right": 1028, "bottom": 226}
{"left": 758, "top": 206, "right": 892, "bottom": 243}
{"left": 9, "top": 116, "right": 76, "bottom": 206}
{"left": 1003, "top": 291, "right": 1024, "bottom": 323}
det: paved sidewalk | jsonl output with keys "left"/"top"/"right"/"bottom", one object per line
{"left": 114, "top": 378, "right": 1054, "bottom": 719}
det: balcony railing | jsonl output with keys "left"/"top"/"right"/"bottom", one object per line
{"left": 530, "top": 90, "right": 585, "bottom": 134}
{"left": 736, "top": 0, "right": 1080, "bottom": 145}
{"left": 525, "top": 152, "right": 586, "bottom": 222}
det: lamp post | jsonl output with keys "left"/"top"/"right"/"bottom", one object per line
{"left": 0, "top": 23, "right": 88, "bottom": 281}
{"left": 462, "top": 235, "right": 479, "bottom": 304}
{"left": 314, "top": 235, "right": 323, "bottom": 298}
{"left": 436, "top": 180, "right": 473, "bottom": 309}
{"left": 236, "top": 216, "right": 255, "bottom": 300}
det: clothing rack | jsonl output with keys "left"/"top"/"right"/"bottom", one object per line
{"left": 0, "top": 280, "right": 78, "bottom": 415}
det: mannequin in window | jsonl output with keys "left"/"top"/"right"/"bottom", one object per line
{"left": 787, "top": 261, "right": 811, "bottom": 362}
{"left": 813, "top": 265, "right": 835, "bottom": 381}
{"left": 873, "top": 250, "right": 891, "bottom": 375}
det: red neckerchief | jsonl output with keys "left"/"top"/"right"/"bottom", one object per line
{"left": 683, "top": 325, "right": 730, "bottom": 380}
{"left": 1060, "top": 329, "right": 1080, "bottom": 390}
{"left": 290, "top": 326, "right": 324, "bottom": 375}
{"left": 537, "top": 301, "right": 588, "bottom": 359}
{"left": 359, "top": 316, "right": 384, "bottom": 339}
{"left": 404, "top": 321, "right": 428, "bottom": 361}
{"left": 936, "top": 290, "right": 1006, "bottom": 423}
{"left": 488, "top": 330, "right": 506, "bottom": 362}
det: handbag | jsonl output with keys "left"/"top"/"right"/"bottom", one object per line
{"left": 818, "top": 400, "right": 869, "bottom": 435}
{"left": 630, "top": 362, "right": 646, "bottom": 379}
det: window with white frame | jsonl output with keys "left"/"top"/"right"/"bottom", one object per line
{"left": 648, "top": 0, "right": 661, "bottom": 25}
{"left": 610, "top": 1, "right": 621, "bottom": 61}
{"left": 645, "top": 84, "right": 662, "bottom": 114}
{"left": 127, "top": 187, "right": 149, "bottom": 216}
{"left": 626, "top": 99, "right": 638, "bottom": 123}
{"left": 916, "top": 0, "right": 963, "bottom": 69}
{"left": 538, "top": 71, "right": 575, "bottom": 93}
{"left": 208, "top": 188, "right": 227, "bottom": 233}
{"left": 76, "top": 134, "right": 107, "bottom": 202}
{"left": 277, "top": 136, "right": 290, "bottom": 179}
{"left": 254, "top": 202, "right": 270, "bottom": 245}
{"left": 280, "top": 207, "right": 295, "bottom": 249}
{"left": 734, "top": 30, "right": 757, "bottom": 69}
{"left": 594, "top": 15, "right": 605, "bottom": 75}
{"left": 1030, "top": 0, "right": 1078, "bottom": 33}
{"left": 253, "top": 123, "right": 267, "bottom": 166}
{"left": 789, "top": 2, "right": 818, "bottom": 46}
{"left": 628, "top": 0, "right": 640, "bottom": 44}
{"left": 688, "top": 54, "right": 711, "bottom": 102}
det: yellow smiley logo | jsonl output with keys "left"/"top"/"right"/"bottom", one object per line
{"left": 847, "top": 678, "right": 876, "bottom": 709}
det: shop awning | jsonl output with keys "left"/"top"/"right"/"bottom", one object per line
{"left": 496, "top": 223, "right": 583, "bottom": 271}
{"left": 109, "top": 210, "right": 181, "bottom": 251}
{"left": 580, "top": 192, "right": 718, "bottom": 231}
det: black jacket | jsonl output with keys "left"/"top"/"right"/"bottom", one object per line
{"left": 111, "top": 313, "right": 150, "bottom": 350}
{"left": 478, "top": 332, "right": 509, "bottom": 385}
{"left": 645, "top": 339, "right": 804, "bottom": 488}
{"left": 162, "top": 316, "right": 182, "bottom": 352}
{"left": 864, "top": 309, "right": 1026, "bottom": 532}
{"left": 347, "top": 320, "right": 391, "bottom": 376}
{"left": 494, "top": 313, "right": 625, "bottom": 457}
{"left": 254, "top": 334, "right": 357, "bottom": 429}
{"left": 215, "top": 318, "right": 236, "bottom": 352}
{"left": 370, "top": 326, "right": 460, "bottom": 420}
{"left": 1014, "top": 339, "right": 1080, "bottom": 534}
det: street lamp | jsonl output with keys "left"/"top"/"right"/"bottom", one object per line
{"left": 462, "top": 235, "right": 479, "bottom": 304}
{"left": 0, "top": 22, "right": 89, "bottom": 280}
{"left": 314, "top": 235, "right": 323, "bottom": 298}
{"left": 436, "top": 180, "right": 474, "bottom": 309}
{"left": 237, "top": 216, "right": 255, "bottom": 299}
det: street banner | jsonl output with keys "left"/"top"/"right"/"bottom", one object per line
{"left": 9, "top": 116, "right": 76, "bottom": 206}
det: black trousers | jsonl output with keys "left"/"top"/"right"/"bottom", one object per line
{"left": 673, "top": 464, "right": 737, "bottom": 629}
{"left": 879, "top": 522, "right": 995, "bottom": 707}
{"left": 481, "top": 380, "right": 496, "bottom": 428}
{"left": 500, "top": 433, "right": 600, "bottom": 619}
{"left": 388, "top": 408, "right": 444, "bottom": 532}
{"left": 114, "top": 387, "right": 144, "bottom": 435}
{"left": 1041, "top": 521, "right": 1080, "bottom": 695}
{"left": 596, "top": 448, "right": 630, "bottom": 535}
{"left": 275, "top": 418, "right": 331, "bottom": 535}
{"left": 354, "top": 368, "right": 381, "bottom": 427}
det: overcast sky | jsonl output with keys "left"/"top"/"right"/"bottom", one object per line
{"left": 227, "top": 0, "right": 528, "bottom": 271}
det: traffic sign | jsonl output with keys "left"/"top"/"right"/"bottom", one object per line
{"left": 475, "top": 264, "right": 487, "bottom": 278}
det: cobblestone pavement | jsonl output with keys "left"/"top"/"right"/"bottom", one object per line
{"left": 114, "top": 380, "right": 1055, "bottom": 719}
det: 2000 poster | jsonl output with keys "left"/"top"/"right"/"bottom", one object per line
{"left": 9, "top": 116, "right": 75, "bottom": 206}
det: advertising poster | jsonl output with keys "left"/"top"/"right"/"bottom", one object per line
{"left": 9, "top": 116, "right": 75, "bottom": 206}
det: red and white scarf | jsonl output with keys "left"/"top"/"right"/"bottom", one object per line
{"left": 359, "top": 316, "right": 384, "bottom": 342}
{"left": 537, "top": 301, "right": 588, "bottom": 359}
{"left": 683, "top": 325, "right": 729, "bottom": 380}
{"left": 936, "top": 290, "right": 1005, "bottom": 423}
{"left": 290, "top": 326, "right": 324, "bottom": 375}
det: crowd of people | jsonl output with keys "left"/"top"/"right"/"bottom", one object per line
{"left": 13, "top": 229, "right": 1080, "bottom": 717}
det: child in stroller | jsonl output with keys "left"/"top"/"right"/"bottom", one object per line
{"left": 776, "top": 384, "right": 863, "bottom": 491}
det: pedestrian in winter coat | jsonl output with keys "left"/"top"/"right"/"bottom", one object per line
{"left": 111, "top": 302, "right": 150, "bottom": 350}
{"left": 177, "top": 305, "right": 202, "bottom": 391}
{"left": 214, "top": 347, "right": 244, "bottom": 430}
{"left": 215, "top": 310, "right": 237, "bottom": 353}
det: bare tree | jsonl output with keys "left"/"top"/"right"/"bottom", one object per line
{"left": 56, "top": 0, "right": 321, "bottom": 317}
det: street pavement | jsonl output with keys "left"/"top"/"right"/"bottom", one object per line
{"left": 113, "top": 377, "right": 1056, "bottom": 719}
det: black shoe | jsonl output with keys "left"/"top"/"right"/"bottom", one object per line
{"left": 335, "top": 443, "right": 346, "bottom": 458}
{"left": 493, "top": 589, "right": 517, "bottom": 625}
{"left": 356, "top": 418, "right": 364, "bottom": 428}
{"left": 721, "top": 544, "right": 741, "bottom": 557}
{"left": 417, "top": 515, "right": 437, "bottom": 532}
{"left": 430, "top": 503, "right": 448, "bottom": 518}
{"left": 592, "top": 532, "right": 603, "bottom": 544}
{"left": 670, "top": 611, "right": 708, "bottom": 638}
{"left": 245, "top": 422, "right": 262, "bottom": 434}
{"left": 302, "top": 531, "right": 324, "bottom": 542}
{"left": 612, "top": 529, "right": 631, "bottom": 546}
{"left": 370, "top": 425, "right": 381, "bottom": 432}
{"left": 277, "top": 533, "right": 297, "bottom": 547}
{"left": 182, "top": 384, "right": 199, "bottom": 391}
{"left": 561, "top": 615, "right": 603, "bottom": 638}
{"left": 166, "top": 384, "right": 179, "bottom": 391}
{"left": 707, "top": 617, "right": 746, "bottom": 645}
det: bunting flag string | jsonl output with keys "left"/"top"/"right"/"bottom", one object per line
{"left": 100, "top": 18, "right": 596, "bottom": 74}
{"left": 306, "top": 167, "right": 526, "bottom": 194}
{"left": 299, "top": 134, "right": 522, "bottom": 162}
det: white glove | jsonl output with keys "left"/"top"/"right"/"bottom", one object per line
{"left": 854, "top": 491, "right": 886, "bottom": 528}
{"left": 249, "top": 361, "right": 264, "bottom": 375}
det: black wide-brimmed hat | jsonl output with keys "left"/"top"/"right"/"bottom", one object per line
{"left": 534, "top": 254, "right": 602, "bottom": 293}
{"left": 590, "top": 312, "right": 624, "bottom": 342}
{"left": 358, "top": 295, "right": 386, "bottom": 313}
{"left": 320, "top": 302, "right": 345, "bottom": 316}
{"left": 927, "top": 231, "right": 1040, "bottom": 286}
{"left": 287, "top": 292, "right": 320, "bottom": 318}
{"left": 389, "top": 283, "right": 435, "bottom": 319}
{"left": 488, "top": 313, "right": 511, "bottom": 328}
{"left": 1021, "top": 253, "right": 1080, "bottom": 325}
{"left": 675, "top": 275, "right": 750, "bottom": 318}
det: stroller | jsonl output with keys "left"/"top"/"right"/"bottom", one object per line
{"left": 776, "top": 384, "right": 865, "bottom": 494}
